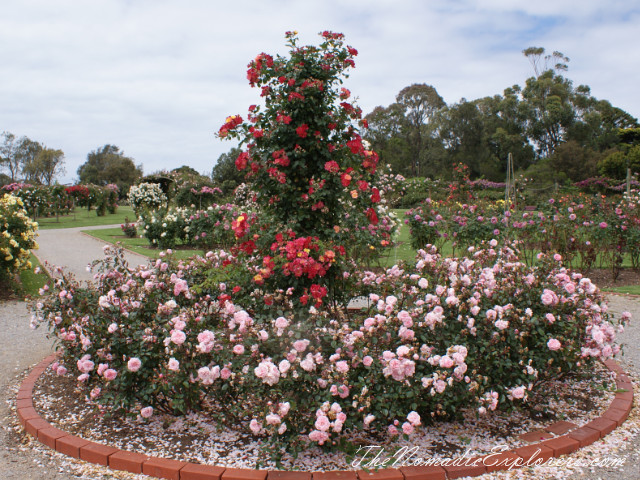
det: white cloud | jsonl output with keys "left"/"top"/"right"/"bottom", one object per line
{"left": 1, "top": 0, "right": 638, "bottom": 183}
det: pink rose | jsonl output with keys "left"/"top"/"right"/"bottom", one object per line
{"left": 278, "top": 360, "right": 291, "bottom": 374}
{"left": 140, "top": 406, "right": 153, "bottom": 418}
{"left": 547, "top": 338, "right": 562, "bottom": 351}
{"left": 541, "top": 289, "right": 556, "bottom": 306}
{"left": 167, "top": 358, "right": 180, "bottom": 371}
{"left": 362, "top": 355, "right": 373, "bottom": 367}
{"left": 335, "top": 361, "right": 349, "bottom": 373}
{"left": 233, "top": 345, "right": 245, "bottom": 355}
{"left": 293, "top": 339, "right": 309, "bottom": 352}
{"left": 511, "top": 386, "right": 525, "bottom": 399}
{"left": 170, "top": 329, "right": 186, "bottom": 345}
{"left": 104, "top": 368, "right": 117, "bottom": 381}
{"left": 439, "top": 355, "right": 454, "bottom": 369}
{"left": 250, "top": 419, "right": 262, "bottom": 434}
{"left": 266, "top": 414, "right": 281, "bottom": 425}
{"left": 274, "top": 316, "right": 289, "bottom": 329}
{"left": 278, "top": 402, "right": 291, "bottom": 416}
{"left": 407, "top": 411, "right": 421, "bottom": 426}
{"left": 127, "top": 357, "right": 142, "bottom": 372}
{"left": 402, "top": 422, "right": 414, "bottom": 435}
{"left": 308, "top": 430, "right": 329, "bottom": 445}
{"left": 315, "top": 415, "right": 331, "bottom": 432}
{"left": 364, "top": 414, "right": 375, "bottom": 427}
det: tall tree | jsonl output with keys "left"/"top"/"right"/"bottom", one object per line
{"left": 520, "top": 70, "right": 581, "bottom": 157}
{"left": 77, "top": 145, "right": 142, "bottom": 194}
{"left": 0, "top": 131, "right": 19, "bottom": 182}
{"left": 523, "top": 47, "right": 569, "bottom": 77}
{"left": 395, "top": 84, "right": 446, "bottom": 176}
{"left": 23, "top": 148, "right": 65, "bottom": 185}
{"left": 211, "top": 147, "right": 246, "bottom": 195}
{"left": 15, "top": 137, "right": 44, "bottom": 183}
{"left": 363, "top": 104, "right": 412, "bottom": 175}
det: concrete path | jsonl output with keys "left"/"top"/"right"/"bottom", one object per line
{"left": 34, "top": 224, "right": 149, "bottom": 282}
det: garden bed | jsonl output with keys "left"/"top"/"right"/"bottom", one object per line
{"left": 32, "top": 363, "right": 617, "bottom": 471}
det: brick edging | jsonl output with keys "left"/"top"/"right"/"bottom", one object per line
{"left": 16, "top": 354, "right": 635, "bottom": 480}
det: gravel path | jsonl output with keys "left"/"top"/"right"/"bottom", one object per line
{"left": 1, "top": 225, "right": 148, "bottom": 479}
{"left": 1, "top": 226, "right": 639, "bottom": 479}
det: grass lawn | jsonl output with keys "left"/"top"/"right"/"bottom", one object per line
{"left": 19, "top": 253, "right": 49, "bottom": 297}
{"left": 82, "top": 228, "right": 202, "bottom": 260}
{"left": 605, "top": 285, "right": 640, "bottom": 296}
{"left": 36, "top": 206, "right": 136, "bottom": 230}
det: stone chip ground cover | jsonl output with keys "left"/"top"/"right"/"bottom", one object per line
{"left": 5, "top": 357, "right": 638, "bottom": 480}
{"left": 27, "top": 361, "right": 619, "bottom": 472}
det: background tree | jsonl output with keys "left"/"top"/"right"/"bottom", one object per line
{"left": 0, "top": 131, "right": 19, "bottom": 182}
{"left": 77, "top": 144, "right": 142, "bottom": 195}
{"left": 16, "top": 137, "right": 44, "bottom": 184}
{"left": 29, "top": 148, "right": 66, "bottom": 185}
{"left": 172, "top": 165, "right": 201, "bottom": 177}
{"left": 211, "top": 147, "right": 246, "bottom": 196}
{"left": 396, "top": 84, "right": 446, "bottom": 176}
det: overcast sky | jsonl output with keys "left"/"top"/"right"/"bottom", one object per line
{"left": 1, "top": 1, "right": 639, "bottom": 184}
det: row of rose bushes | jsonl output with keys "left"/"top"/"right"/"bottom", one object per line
{"left": 33, "top": 240, "right": 629, "bottom": 457}
{"left": 406, "top": 190, "right": 640, "bottom": 271}
{"left": 2, "top": 183, "right": 119, "bottom": 218}
{"left": 0, "top": 193, "right": 38, "bottom": 282}
{"left": 128, "top": 182, "right": 400, "bottom": 259}
{"left": 135, "top": 201, "right": 399, "bottom": 256}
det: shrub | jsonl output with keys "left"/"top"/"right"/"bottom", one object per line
{"left": 0, "top": 194, "right": 38, "bottom": 283}
{"left": 128, "top": 183, "right": 167, "bottom": 215}
{"left": 33, "top": 241, "right": 628, "bottom": 458}
{"left": 120, "top": 218, "right": 138, "bottom": 238}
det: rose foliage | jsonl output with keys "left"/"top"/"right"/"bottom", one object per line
{"left": 32, "top": 32, "right": 630, "bottom": 460}
{"left": 34, "top": 241, "right": 627, "bottom": 456}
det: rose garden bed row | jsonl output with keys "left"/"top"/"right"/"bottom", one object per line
{"left": 16, "top": 353, "right": 635, "bottom": 480}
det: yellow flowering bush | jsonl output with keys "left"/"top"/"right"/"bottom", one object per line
{"left": 0, "top": 193, "right": 39, "bottom": 282}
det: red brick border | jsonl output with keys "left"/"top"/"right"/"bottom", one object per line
{"left": 16, "top": 354, "right": 635, "bottom": 480}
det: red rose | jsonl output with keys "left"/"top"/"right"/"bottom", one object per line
{"left": 324, "top": 161, "right": 339, "bottom": 173}
{"left": 366, "top": 207, "right": 379, "bottom": 225}
{"left": 296, "top": 124, "right": 309, "bottom": 138}
{"left": 235, "top": 152, "right": 249, "bottom": 171}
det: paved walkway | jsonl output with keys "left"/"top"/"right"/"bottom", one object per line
{"left": 1, "top": 225, "right": 148, "bottom": 479}
{"left": 34, "top": 224, "right": 149, "bottom": 282}
{"left": 1, "top": 226, "right": 639, "bottom": 479}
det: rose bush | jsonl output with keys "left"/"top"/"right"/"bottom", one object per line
{"left": 137, "top": 203, "right": 252, "bottom": 250}
{"left": 216, "top": 30, "right": 397, "bottom": 303}
{"left": 0, "top": 193, "right": 38, "bottom": 282}
{"left": 406, "top": 190, "right": 640, "bottom": 272}
{"left": 33, "top": 241, "right": 628, "bottom": 458}
{"left": 128, "top": 182, "right": 167, "bottom": 215}
{"left": 31, "top": 32, "right": 631, "bottom": 463}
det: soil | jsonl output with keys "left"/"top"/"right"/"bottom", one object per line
{"left": 581, "top": 268, "right": 640, "bottom": 290}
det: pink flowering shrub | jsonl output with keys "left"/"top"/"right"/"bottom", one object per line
{"left": 33, "top": 239, "right": 628, "bottom": 458}
{"left": 406, "top": 190, "right": 640, "bottom": 273}
{"left": 30, "top": 32, "right": 631, "bottom": 461}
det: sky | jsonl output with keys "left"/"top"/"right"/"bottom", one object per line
{"left": 1, "top": 0, "right": 639, "bottom": 184}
